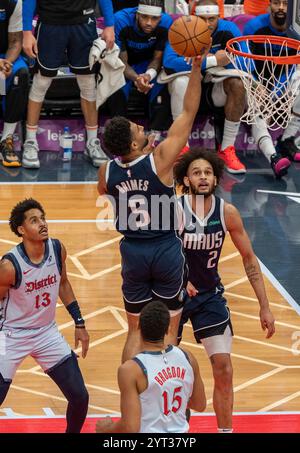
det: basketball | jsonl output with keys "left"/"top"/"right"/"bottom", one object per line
{"left": 168, "top": 15, "right": 211, "bottom": 58}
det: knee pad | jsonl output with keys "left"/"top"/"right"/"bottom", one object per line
{"left": 76, "top": 74, "right": 96, "bottom": 102}
{"left": 4, "top": 68, "right": 30, "bottom": 122}
{"left": 0, "top": 373, "right": 11, "bottom": 406}
{"left": 29, "top": 72, "right": 53, "bottom": 103}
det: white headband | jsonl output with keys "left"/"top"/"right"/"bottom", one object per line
{"left": 137, "top": 5, "right": 162, "bottom": 16}
{"left": 195, "top": 5, "right": 219, "bottom": 16}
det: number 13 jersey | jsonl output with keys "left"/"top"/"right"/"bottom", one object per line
{"left": 0, "top": 239, "right": 62, "bottom": 330}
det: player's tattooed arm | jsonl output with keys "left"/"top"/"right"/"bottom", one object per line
{"left": 244, "top": 263, "right": 260, "bottom": 284}
{"left": 6, "top": 31, "right": 22, "bottom": 64}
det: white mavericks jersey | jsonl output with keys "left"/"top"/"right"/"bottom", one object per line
{"left": 134, "top": 345, "right": 194, "bottom": 433}
{"left": 0, "top": 239, "right": 62, "bottom": 330}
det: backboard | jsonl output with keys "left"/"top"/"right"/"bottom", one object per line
{"left": 287, "top": 0, "right": 300, "bottom": 39}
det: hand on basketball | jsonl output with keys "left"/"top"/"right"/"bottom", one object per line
{"left": 184, "top": 38, "right": 212, "bottom": 67}
{"left": 186, "top": 281, "right": 198, "bottom": 297}
{"left": 75, "top": 326, "right": 90, "bottom": 358}
{"left": 96, "top": 416, "right": 114, "bottom": 433}
{"left": 134, "top": 74, "right": 153, "bottom": 94}
{"left": 259, "top": 307, "right": 275, "bottom": 339}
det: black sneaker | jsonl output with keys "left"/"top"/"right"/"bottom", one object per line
{"left": 270, "top": 153, "right": 291, "bottom": 178}
{"left": 0, "top": 135, "right": 21, "bottom": 167}
{"left": 276, "top": 136, "right": 300, "bottom": 162}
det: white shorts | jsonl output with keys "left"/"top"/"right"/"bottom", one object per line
{"left": 0, "top": 321, "right": 71, "bottom": 381}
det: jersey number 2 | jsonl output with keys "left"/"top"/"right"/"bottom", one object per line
{"left": 162, "top": 386, "right": 182, "bottom": 415}
{"left": 35, "top": 292, "right": 51, "bottom": 309}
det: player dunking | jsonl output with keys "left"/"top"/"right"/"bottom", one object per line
{"left": 174, "top": 148, "right": 275, "bottom": 432}
{"left": 0, "top": 199, "right": 89, "bottom": 433}
{"left": 96, "top": 301, "right": 206, "bottom": 433}
{"left": 97, "top": 50, "right": 210, "bottom": 363}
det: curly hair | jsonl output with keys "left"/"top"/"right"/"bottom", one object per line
{"left": 9, "top": 198, "right": 45, "bottom": 237}
{"left": 103, "top": 116, "right": 133, "bottom": 157}
{"left": 140, "top": 300, "right": 170, "bottom": 342}
{"left": 174, "top": 147, "right": 224, "bottom": 194}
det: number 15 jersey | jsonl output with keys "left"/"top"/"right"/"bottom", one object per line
{"left": 0, "top": 239, "right": 62, "bottom": 330}
{"left": 134, "top": 345, "right": 194, "bottom": 433}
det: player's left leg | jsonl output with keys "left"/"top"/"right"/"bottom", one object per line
{"left": 33, "top": 323, "right": 88, "bottom": 432}
{"left": 202, "top": 330, "right": 233, "bottom": 432}
{"left": 68, "top": 21, "right": 107, "bottom": 167}
{"left": 47, "top": 351, "right": 89, "bottom": 433}
{"left": 216, "top": 77, "right": 246, "bottom": 174}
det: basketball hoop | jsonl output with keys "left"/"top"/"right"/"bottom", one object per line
{"left": 226, "top": 35, "right": 300, "bottom": 130}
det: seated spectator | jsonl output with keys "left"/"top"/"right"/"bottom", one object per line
{"left": 106, "top": 0, "right": 173, "bottom": 136}
{"left": 162, "top": 0, "right": 246, "bottom": 174}
{"left": 0, "top": 0, "right": 29, "bottom": 168}
{"left": 243, "top": 0, "right": 296, "bottom": 178}
{"left": 21, "top": 0, "right": 115, "bottom": 169}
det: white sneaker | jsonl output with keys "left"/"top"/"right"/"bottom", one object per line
{"left": 22, "top": 139, "right": 40, "bottom": 169}
{"left": 84, "top": 138, "right": 108, "bottom": 167}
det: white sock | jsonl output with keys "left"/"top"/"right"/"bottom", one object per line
{"left": 258, "top": 136, "right": 276, "bottom": 162}
{"left": 217, "top": 428, "right": 233, "bottom": 433}
{"left": 86, "top": 125, "right": 98, "bottom": 142}
{"left": 1, "top": 122, "right": 17, "bottom": 141}
{"left": 26, "top": 124, "right": 38, "bottom": 141}
{"left": 221, "top": 120, "right": 240, "bottom": 151}
{"left": 282, "top": 116, "right": 300, "bottom": 140}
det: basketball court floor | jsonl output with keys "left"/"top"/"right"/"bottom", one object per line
{"left": 0, "top": 149, "right": 300, "bottom": 433}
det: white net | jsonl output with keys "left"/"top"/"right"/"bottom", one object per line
{"left": 226, "top": 36, "right": 300, "bottom": 131}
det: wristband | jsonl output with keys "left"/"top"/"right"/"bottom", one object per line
{"left": 66, "top": 300, "right": 85, "bottom": 325}
{"left": 145, "top": 68, "right": 158, "bottom": 81}
{"left": 206, "top": 55, "right": 218, "bottom": 69}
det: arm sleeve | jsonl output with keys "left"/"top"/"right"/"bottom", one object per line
{"left": 22, "top": 0, "right": 36, "bottom": 31}
{"left": 114, "top": 13, "right": 127, "bottom": 51}
{"left": 8, "top": 0, "right": 22, "bottom": 33}
{"left": 98, "top": 0, "right": 114, "bottom": 27}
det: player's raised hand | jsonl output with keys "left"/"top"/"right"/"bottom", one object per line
{"left": 259, "top": 307, "right": 275, "bottom": 339}
{"left": 75, "top": 326, "right": 90, "bottom": 358}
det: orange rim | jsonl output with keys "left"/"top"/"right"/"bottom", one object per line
{"left": 226, "top": 35, "right": 300, "bottom": 65}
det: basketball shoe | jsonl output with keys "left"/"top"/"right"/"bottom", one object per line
{"left": 270, "top": 153, "right": 291, "bottom": 178}
{"left": 276, "top": 136, "right": 300, "bottom": 162}
{"left": 217, "top": 145, "right": 246, "bottom": 174}
{"left": 0, "top": 135, "right": 21, "bottom": 167}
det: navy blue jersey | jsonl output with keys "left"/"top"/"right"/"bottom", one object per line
{"left": 115, "top": 7, "right": 172, "bottom": 65}
{"left": 163, "top": 18, "right": 242, "bottom": 75}
{"left": 106, "top": 153, "right": 177, "bottom": 239}
{"left": 178, "top": 195, "right": 226, "bottom": 293}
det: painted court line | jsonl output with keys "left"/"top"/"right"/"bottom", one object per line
{"left": 225, "top": 292, "right": 295, "bottom": 311}
{"left": 258, "top": 390, "right": 300, "bottom": 412}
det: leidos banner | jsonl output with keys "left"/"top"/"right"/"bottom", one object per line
{"left": 0, "top": 117, "right": 285, "bottom": 152}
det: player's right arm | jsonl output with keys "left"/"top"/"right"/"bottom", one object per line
{"left": 184, "top": 349, "right": 206, "bottom": 412}
{"left": 96, "top": 361, "right": 141, "bottom": 433}
{"left": 0, "top": 259, "right": 15, "bottom": 300}
{"left": 153, "top": 47, "right": 210, "bottom": 185}
{"left": 22, "top": 0, "right": 38, "bottom": 58}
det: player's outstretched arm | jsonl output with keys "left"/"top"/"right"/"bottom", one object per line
{"left": 225, "top": 203, "right": 275, "bottom": 339}
{"left": 153, "top": 46, "right": 210, "bottom": 183}
{"left": 96, "top": 361, "right": 141, "bottom": 433}
{"left": 184, "top": 349, "right": 206, "bottom": 412}
{"left": 0, "top": 259, "right": 15, "bottom": 300}
{"left": 59, "top": 243, "right": 90, "bottom": 358}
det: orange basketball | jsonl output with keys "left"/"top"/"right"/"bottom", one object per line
{"left": 168, "top": 15, "right": 211, "bottom": 58}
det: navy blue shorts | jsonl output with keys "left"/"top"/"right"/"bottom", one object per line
{"left": 178, "top": 285, "right": 233, "bottom": 343}
{"left": 35, "top": 21, "right": 98, "bottom": 76}
{"left": 120, "top": 235, "right": 188, "bottom": 314}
